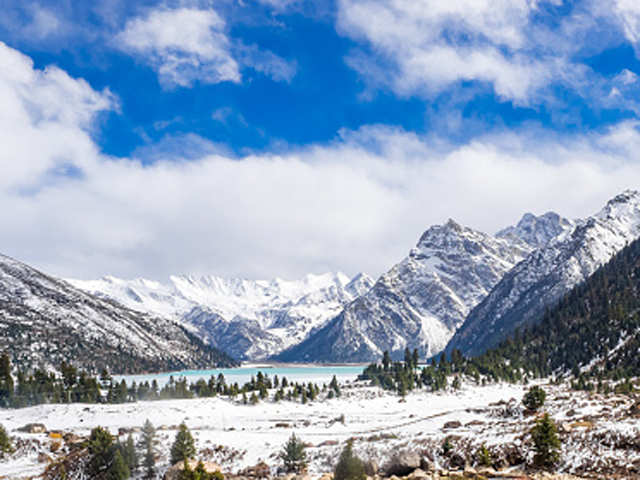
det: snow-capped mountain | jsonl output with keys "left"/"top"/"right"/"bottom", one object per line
{"left": 447, "top": 190, "right": 640, "bottom": 357}
{"left": 276, "top": 218, "right": 550, "bottom": 363}
{"left": 0, "top": 254, "right": 237, "bottom": 374}
{"left": 70, "top": 272, "right": 374, "bottom": 360}
{"left": 496, "top": 212, "right": 575, "bottom": 250}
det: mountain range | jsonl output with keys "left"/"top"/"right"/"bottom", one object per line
{"left": 4, "top": 189, "right": 640, "bottom": 370}
{"left": 0, "top": 254, "right": 237, "bottom": 374}
{"left": 69, "top": 272, "right": 373, "bottom": 360}
{"left": 447, "top": 190, "right": 640, "bottom": 356}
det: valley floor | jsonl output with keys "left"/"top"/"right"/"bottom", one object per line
{"left": 0, "top": 381, "right": 639, "bottom": 479}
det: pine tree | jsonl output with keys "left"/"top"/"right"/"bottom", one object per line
{"left": 0, "top": 353, "right": 13, "bottom": 407}
{"left": 171, "top": 423, "right": 196, "bottom": 465}
{"left": 476, "top": 445, "right": 492, "bottom": 467}
{"left": 530, "top": 413, "right": 561, "bottom": 469}
{"left": 140, "top": 419, "right": 157, "bottom": 479}
{"left": 0, "top": 424, "right": 13, "bottom": 458}
{"left": 523, "top": 386, "right": 546, "bottom": 412}
{"left": 279, "top": 433, "right": 307, "bottom": 473}
{"left": 123, "top": 434, "right": 138, "bottom": 471}
{"left": 333, "top": 440, "right": 365, "bottom": 480}
{"left": 87, "top": 426, "right": 115, "bottom": 477}
{"left": 404, "top": 347, "right": 412, "bottom": 368}
{"left": 109, "top": 449, "right": 130, "bottom": 480}
{"left": 382, "top": 351, "right": 391, "bottom": 372}
{"left": 412, "top": 349, "right": 419, "bottom": 369}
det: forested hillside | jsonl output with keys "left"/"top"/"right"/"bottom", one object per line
{"left": 479, "top": 236, "right": 640, "bottom": 380}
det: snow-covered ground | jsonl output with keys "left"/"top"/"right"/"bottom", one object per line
{"left": 1, "top": 381, "right": 639, "bottom": 479}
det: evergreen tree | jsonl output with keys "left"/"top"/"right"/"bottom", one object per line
{"left": 523, "top": 386, "right": 546, "bottom": 412}
{"left": 382, "top": 351, "right": 391, "bottom": 372}
{"left": 87, "top": 426, "right": 115, "bottom": 477}
{"left": 530, "top": 413, "right": 561, "bottom": 469}
{"left": 123, "top": 434, "right": 138, "bottom": 471}
{"left": 404, "top": 347, "right": 412, "bottom": 368}
{"left": 140, "top": 419, "right": 157, "bottom": 479}
{"left": 0, "top": 353, "right": 13, "bottom": 407}
{"left": 0, "top": 424, "right": 13, "bottom": 458}
{"left": 412, "top": 349, "right": 419, "bottom": 369}
{"left": 109, "top": 449, "right": 130, "bottom": 480}
{"left": 279, "top": 433, "right": 307, "bottom": 473}
{"left": 476, "top": 445, "right": 492, "bottom": 467}
{"left": 333, "top": 440, "right": 365, "bottom": 480}
{"left": 171, "top": 423, "right": 196, "bottom": 465}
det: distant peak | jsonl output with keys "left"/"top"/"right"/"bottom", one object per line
{"left": 445, "top": 218, "right": 463, "bottom": 230}
{"left": 497, "top": 210, "right": 573, "bottom": 250}
{"left": 606, "top": 189, "right": 640, "bottom": 206}
{"left": 597, "top": 189, "right": 640, "bottom": 220}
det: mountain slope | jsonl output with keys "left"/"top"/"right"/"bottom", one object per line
{"left": 447, "top": 190, "right": 640, "bottom": 357}
{"left": 70, "top": 272, "right": 374, "bottom": 360}
{"left": 276, "top": 218, "right": 552, "bottom": 363}
{"left": 480, "top": 235, "right": 640, "bottom": 378}
{"left": 0, "top": 254, "right": 237, "bottom": 374}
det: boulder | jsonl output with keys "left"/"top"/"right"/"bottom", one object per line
{"left": 408, "top": 468, "right": 429, "bottom": 479}
{"left": 18, "top": 423, "right": 47, "bottom": 434}
{"left": 364, "top": 460, "right": 378, "bottom": 476}
{"left": 384, "top": 451, "right": 421, "bottom": 476}
{"left": 164, "top": 460, "right": 223, "bottom": 480}
{"left": 419, "top": 458, "right": 435, "bottom": 472}
{"left": 241, "top": 462, "right": 271, "bottom": 478}
{"left": 443, "top": 421, "right": 462, "bottom": 430}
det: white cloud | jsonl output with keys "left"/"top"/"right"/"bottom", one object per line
{"left": 3, "top": 42, "right": 640, "bottom": 282}
{"left": 236, "top": 43, "right": 297, "bottom": 83}
{"left": 336, "top": 0, "right": 605, "bottom": 105}
{"left": 116, "top": 7, "right": 241, "bottom": 87}
{"left": 613, "top": 0, "right": 640, "bottom": 45}
{"left": 0, "top": 41, "right": 115, "bottom": 191}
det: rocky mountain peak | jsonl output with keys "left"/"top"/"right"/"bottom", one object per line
{"left": 596, "top": 189, "right": 640, "bottom": 221}
{"left": 496, "top": 211, "right": 574, "bottom": 250}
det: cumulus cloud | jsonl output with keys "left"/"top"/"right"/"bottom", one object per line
{"left": 2, "top": 42, "right": 640, "bottom": 282}
{"left": 115, "top": 7, "right": 241, "bottom": 87}
{"left": 335, "top": 0, "right": 632, "bottom": 106}
{"left": 115, "top": 5, "right": 296, "bottom": 88}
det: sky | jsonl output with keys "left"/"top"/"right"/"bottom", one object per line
{"left": 3, "top": 0, "right": 640, "bottom": 281}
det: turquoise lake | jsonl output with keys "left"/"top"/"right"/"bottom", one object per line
{"left": 115, "top": 364, "right": 366, "bottom": 388}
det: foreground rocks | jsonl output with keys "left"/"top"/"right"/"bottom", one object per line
{"left": 164, "top": 460, "right": 223, "bottom": 480}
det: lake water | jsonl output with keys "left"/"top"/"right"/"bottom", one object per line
{"left": 115, "top": 364, "right": 366, "bottom": 388}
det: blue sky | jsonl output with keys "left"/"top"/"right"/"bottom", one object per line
{"left": 3, "top": 0, "right": 640, "bottom": 280}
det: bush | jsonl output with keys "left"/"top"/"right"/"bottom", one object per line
{"left": 0, "top": 424, "right": 13, "bottom": 457}
{"left": 522, "top": 386, "right": 546, "bottom": 411}
{"left": 334, "top": 440, "right": 366, "bottom": 480}
{"left": 530, "top": 413, "right": 561, "bottom": 469}
{"left": 279, "top": 433, "right": 307, "bottom": 473}
{"left": 476, "top": 444, "right": 492, "bottom": 467}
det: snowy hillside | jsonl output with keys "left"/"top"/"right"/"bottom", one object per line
{"left": 447, "top": 189, "right": 640, "bottom": 357}
{"left": 0, "top": 254, "right": 237, "bottom": 374}
{"left": 276, "top": 216, "right": 570, "bottom": 363}
{"left": 70, "top": 272, "right": 374, "bottom": 360}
